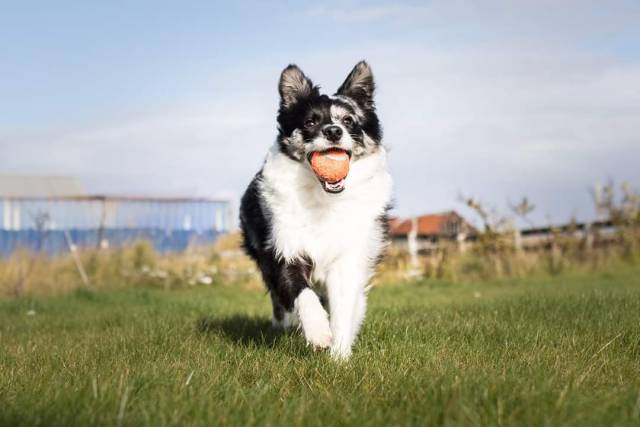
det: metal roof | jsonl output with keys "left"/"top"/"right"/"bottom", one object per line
{"left": 0, "top": 176, "right": 230, "bottom": 204}
{"left": 0, "top": 175, "right": 84, "bottom": 198}
{"left": 1, "top": 194, "right": 228, "bottom": 203}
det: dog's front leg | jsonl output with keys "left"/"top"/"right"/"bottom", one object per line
{"left": 326, "top": 259, "right": 369, "bottom": 360}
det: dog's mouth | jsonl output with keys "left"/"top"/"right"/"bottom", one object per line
{"left": 307, "top": 149, "right": 352, "bottom": 194}
{"left": 321, "top": 179, "right": 346, "bottom": 193}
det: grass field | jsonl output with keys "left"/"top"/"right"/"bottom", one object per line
{"left": 1, "top": 266, "right": 640, "bottom": 426}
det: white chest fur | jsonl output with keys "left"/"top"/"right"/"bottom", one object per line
{"left": 260, "top": 143, "right": 393, "bottom": 281}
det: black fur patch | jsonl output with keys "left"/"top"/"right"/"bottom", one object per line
{"left": 239, "top": 173, "right": 314, "bottom": 314}
{"left": 373, "top": 203, "right": 393, "bottom": 267}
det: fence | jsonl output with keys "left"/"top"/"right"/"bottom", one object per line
{"left": 0, "top": 195, "right": 232, "bottom": 257}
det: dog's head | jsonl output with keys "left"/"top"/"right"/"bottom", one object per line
{"left": 276, "top": 61, "right": 382, "bottom": 193}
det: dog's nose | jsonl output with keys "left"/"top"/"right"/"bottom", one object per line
{"left": 322, "top": 125, "right": 343, "bottom": 142}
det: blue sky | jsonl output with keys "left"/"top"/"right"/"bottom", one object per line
{"left": 2, "top": 0, "right": 640, "bottom": 226}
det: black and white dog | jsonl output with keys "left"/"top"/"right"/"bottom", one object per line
{"left": 239, "top": 61, "right": 392, "bottom": 359}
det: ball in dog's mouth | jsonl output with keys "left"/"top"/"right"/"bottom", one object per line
{"left": 309, "top": 148, "right": 351, "bottom": 193}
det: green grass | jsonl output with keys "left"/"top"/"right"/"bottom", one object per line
{"left": 1, "top": 267, "right": 640, "bottom": 426}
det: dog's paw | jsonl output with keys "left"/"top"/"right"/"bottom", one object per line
{"left": 303, "top": 316, "right": 333, "bottom": 350}
{"left": 295, "top": 289, "right": 332, "bottom": 350}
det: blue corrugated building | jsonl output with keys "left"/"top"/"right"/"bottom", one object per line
{"left": 0, "top": 176, "right": 231, "bottom": 257}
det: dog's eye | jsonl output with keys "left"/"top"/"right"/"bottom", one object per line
{"left": 304, "top": 118, "right": 316, "bottom": 128}
{"left": 342, "top": 116, "right": 354, "bottom": 126}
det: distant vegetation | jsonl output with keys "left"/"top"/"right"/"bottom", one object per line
{"left": 0, "top": 182, "right": 638, "bottom": 298}
{"left": 0, "top": 233, "right": 259, "bottom": 297}
{"left": 381, "top": 181, "right": 640, "bottom": 284}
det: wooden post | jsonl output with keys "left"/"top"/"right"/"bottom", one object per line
{"left": 64, "top": 229, "right": 90, "bottom": 287}
{"left": 513, "top": 228, "right": 523, "bottom": 253}
{"left": 96, "top": 197, "right": 107, "bottom": 250}
{"left": 407, "top": 217, "right": 418, "bottom": 269}
{"left": 457, "top": 232, "right": 467, "bottom": 253}
{"left": 585, "top": 222, "right": 594, "bottom": 252}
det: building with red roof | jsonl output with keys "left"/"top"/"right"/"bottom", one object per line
{"left": 389, "top": 211, "right": 477, "bottom": 253}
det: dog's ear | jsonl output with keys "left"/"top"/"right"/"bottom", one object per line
{"left": 336, "top": 61, "right": 375, "bottom": 110}
{"left": 279, "top": 65, "right": 318, "bottom": 109}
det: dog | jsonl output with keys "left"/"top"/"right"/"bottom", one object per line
{"left": 239, "top": 61, "right": 392, "bottom": 359}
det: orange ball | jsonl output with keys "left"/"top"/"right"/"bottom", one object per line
{"left": 310, "top": 148, "right": 350, "bottom": 183}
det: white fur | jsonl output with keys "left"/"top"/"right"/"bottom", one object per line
{"left": 330, "top": 104, "right": 351, "bottom": 123}
{"left": 260, "top": 142, "right": 392, "bottom": 359}
{"left": 332, "top": 95, "right": 365, "bottom": 120}
{"left": 294, "top": 288, "right": 332, "bottom": 349}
